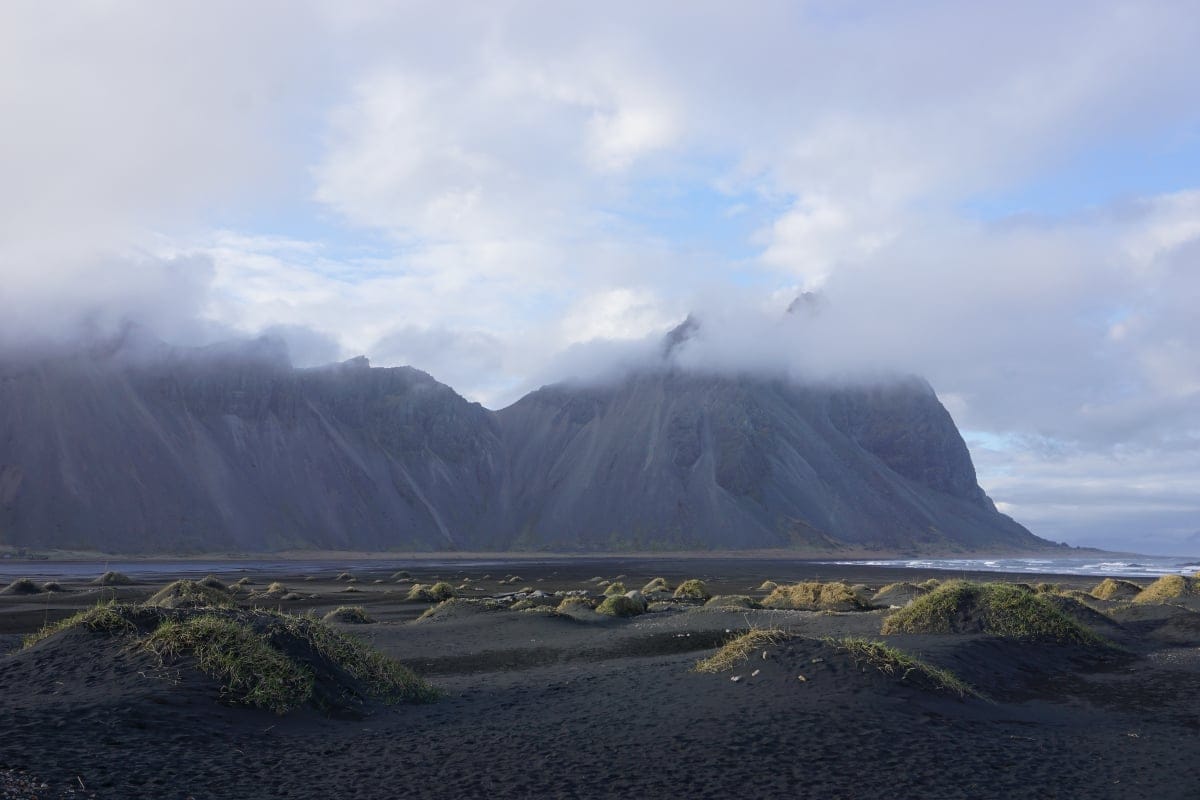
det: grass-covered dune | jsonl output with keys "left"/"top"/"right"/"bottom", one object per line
{"left": 21, "top": 602, "right": 437, "bottom": 716}
{"left": 880, "top": 581, "right": 1105, "bottom": 645}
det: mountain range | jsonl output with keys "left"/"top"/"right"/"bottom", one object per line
{"left": 0, "top": 327, "right": 1051, "bottom": 554}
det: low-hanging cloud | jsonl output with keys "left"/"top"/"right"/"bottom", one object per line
{"left": 1, "top": 1, "right": 1198, "bottom": 552}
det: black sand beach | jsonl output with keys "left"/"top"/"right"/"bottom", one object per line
{"left": 2, "top": 558, "right": 1199, "bottom": 799}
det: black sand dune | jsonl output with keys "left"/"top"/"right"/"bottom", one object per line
{"left": 2, "top": 559, "right": 1199, "bottom": 799}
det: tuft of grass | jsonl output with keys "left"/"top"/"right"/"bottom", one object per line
{"left": 335, "top": 572, "right": 355, "bottom": 582}
{"left": 603, "top": 581, "right": 627, "bottom": 596}
{"left": 23, "top": 601, "right": 137, "bottom": 649}
{"left": 673, "top": 579, "right": 711, "bottom": 601}
{"left": 198, "top": 575, "right": 228, "bottom": 591}
{"left": 270, "top": 613, "right": 439, "bottom": 705}
{"left": 322, "top": 606, "right": 373, "bottom": 624}
{"left": 555, "top": 596, "right": 594, "bottom": 613}
{"left": 406, "top": 582, "right": 456, "bottom": 602}
{"left": 1133, "top": 575, "right": 1199, "bottom": 604}
{"left": 145, "top": 615, "right": 314, "bottom": 714}
{"left": 757, "top": 580, "right": 779, "bottom": 592}
{"left": 831, "top": 637, "right": 979, "bottom": 698}
{"left": 1090, "top": 578, "right": 1143, "bottom": 601}
{"left": 91, "top": 571, "right": 134, "bottom": 586}
{"left": 0, "top": 578, "right": 42, "bottom": 595}
{"left": 693, "top": 628, "right": 785, "bottom": 673}
{"left": 880, "top": 581, "right": 1104, "bottom": 645}
{"left": 917, "top": 578, "right": 941, "bottom": 591}
{"left": 762, "top": 581, "right": 868, "bottom": 611}
{"left": 595, "top": 594, "right": 646, "bottom": 617}
{"left": 145, "top": 580, "right": 234, "bottom": 609}
{"left": 41, "top": 581, "right": 65, "bottom": 593}
{"left": 641, "top": 577, "right": 671, "bottom": 594}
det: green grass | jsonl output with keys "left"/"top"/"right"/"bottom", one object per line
{"left": 693, "top": 628, "right": 785, "bottom": 673}
{"left": 830, "top": 637, "right": 978, "bottom": 698}
{"left": 22, "top": 601, "right": 137, "bottom": 649}
{"left": 603, "top": 581, "right": 627, "bottom": 596}
{"left": 880, "top": 581, "right": 1104, "bottom": 645}
{"left": 145, "top": 615, "right": 314, "bottom": 714}
{"left": 595, "top": 594, "right": 646, "bottom": 617}
{"left": 23, "top": 602, "right": 437, "bottom": 714}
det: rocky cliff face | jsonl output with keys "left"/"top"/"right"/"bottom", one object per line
{"left": 0, "top": 337, "right": 1047, "bottom": 554}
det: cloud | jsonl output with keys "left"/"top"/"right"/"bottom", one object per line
{"left": 1, "top": 1, "right": 1199, "bottom": 550}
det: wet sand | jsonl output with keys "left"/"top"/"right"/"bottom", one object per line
{"left": 1, "top": 558, "right": 1198, "bottom": 799}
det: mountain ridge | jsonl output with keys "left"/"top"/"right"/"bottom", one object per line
{"left": 0, "top": 335, "right": 1052, "bottom": 555}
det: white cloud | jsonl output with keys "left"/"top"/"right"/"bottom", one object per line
{"left": 2, "top": 1, "right": 1199, "bottom": 550}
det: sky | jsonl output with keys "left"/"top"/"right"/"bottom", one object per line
{"left": 1, "top": 1, "right": 1198, "bottom": 554}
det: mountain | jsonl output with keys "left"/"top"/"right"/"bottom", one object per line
{"left": 0, "top": 331, "right": 1050, "bottom": 554}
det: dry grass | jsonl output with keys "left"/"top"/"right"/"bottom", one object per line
{"left": 762, "top": 581, "right": 867, "bottom": 611}
{"left": 145, "top": 580, "right": 235, "bottom": 609}
{"left": 555, "top": 596, "right": 594, "bottom": 613}
{"left": 91, "top": 571, "right": 134, "bottom": 586}
{"left": 1133, "top": 575, "right": 1199, "bottom": 604}
{"left": 641, "top": 577, "right": 671, "bottom": 594}
{"left": 831, "top": 637, "right": 978, "bottom": 698}
{"left": 673, "top": 579, "right": 711, "bottom": 601}
{"left": 693, "top": 628, "right": 785, "bottom": 673}
{"left": 1090, "top": 578, "right": 1143, "bottom": 601}
{"left": 603, "top": 581, "right": 627, "bottom": 596}
{"left": 322, "top": 606, "right": 373, "bottom": 624}
{"left": 405, "top": 582, "right": 456, "bottom": 602}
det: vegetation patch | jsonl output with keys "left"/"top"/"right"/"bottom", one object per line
{"left": 603, "top": 581, "right": 627, "bottom": 596}
{"left": 406, "top": 582, "right": 456, "bottom": 602}
{"left": 556, "top": 596, "right": 594, "bottom": 613}
{"left": 198, "top": 575, "right": 228, "bottom": 591}
{"left": 693, "top": 628, "right": 785, "bottom": 673}
{"left": 146, "top": 615, "right": 313, "bottom": 714}
{"left": 322, "top": 606, "right": 373, "bottom": 624}
{"left": 24, "top": 603, "right": 437, "bottom": 715}
{"left": 596, "top": 594, "right": 646, "bottom": 617}
{"left": 415, "top": 598, "right": 504, "bottom": 622}
{"left": 831, "top": 637, "right": 978, "bottom": 698}
{"left": 880, "top": 581, "right": 1104, "bottom": 645}
{"left": 673, "top": 579, "right": 711, "bottom": 601}
{"left": 641, "top": 577, "right": 671, "bottom": 594}
{"left": 1090, "top": 579, "right": 1143, "bottom": 601}
{"left": 1133, "top": 575, "right": 1199, "bottom": 604}
{"left": 40, "top": 581, "right": 65, "bottom": 593}
{"left": 145, "top": 580, "right": 235, "bottom": 609}
{"left": 91, "top": 571, "right": 134, "bottom": 586}
{"left": 23, "top": 601, "right": 138, "bottom": 648}
{"left": 757, "top": 580, "right": 779, "bottom": 592}
{"left": 0, "top": 578, "right": 42, "bottom": 595}
{"left": 763, "top": 581, "right": 869, "bottom": 611}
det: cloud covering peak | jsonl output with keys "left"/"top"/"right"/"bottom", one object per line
{"left": 2, "top": 1, "right": 1199, "bottom": 552}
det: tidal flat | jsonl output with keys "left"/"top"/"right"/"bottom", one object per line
{"left": 1, "top": 558, "right": 1199, "bottom": 799}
